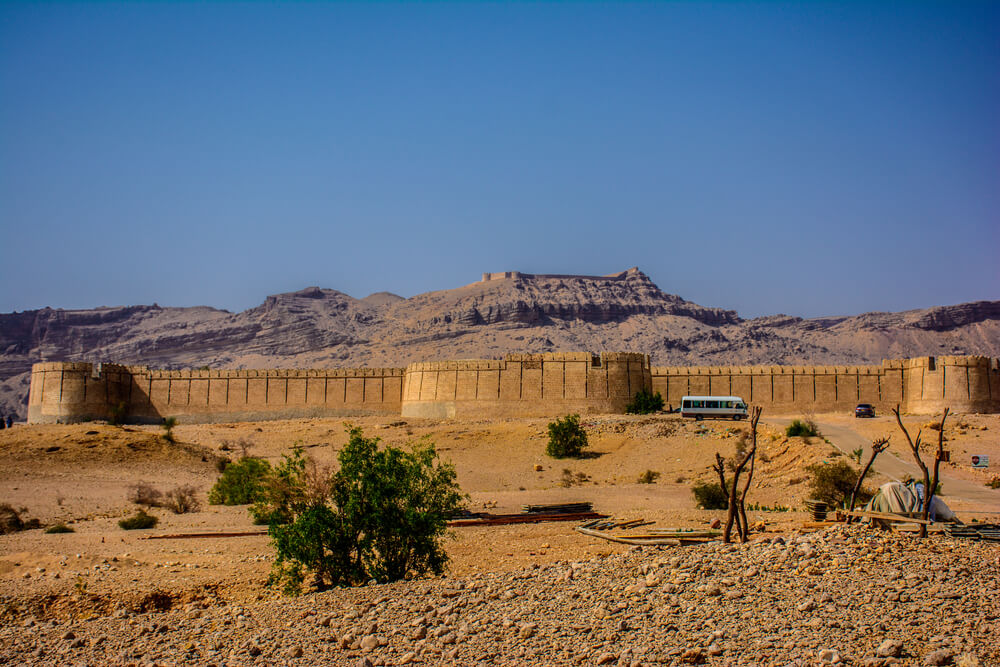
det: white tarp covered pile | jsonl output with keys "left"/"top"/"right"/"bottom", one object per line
{"left": 864, "top": 481, "right": 956, "bottom": 522}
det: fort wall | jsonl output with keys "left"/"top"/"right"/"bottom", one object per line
{"left": 27, "top": 353, "right": 1000, "bottom": 424}
{"left": 28, "top": 363, "right": 404, "bottom": 424}
{"left": 400, "top": 352, "right": 649, "bottom": 418}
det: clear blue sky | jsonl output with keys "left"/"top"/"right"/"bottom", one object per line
{"left": 1, "top": 2, "right": 997, "bottom": 319}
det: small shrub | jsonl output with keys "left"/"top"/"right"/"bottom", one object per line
{"left": 674, "top": 474, "right": 686, "bottom": 483}
{"left": 162, "top": 417, "right": 178, "bottom": 444}
{"left": 637, "top": 469, "right": 661, "bottom": 484}
{"left": 806, "top": 460, "right": 870, "bottom": 508}
{"left": 128, "top": 482, "right": 164, "bottom": 508}
{"left": 45, "top": 523, "right": 75, "bottom": 534}
{"left": 163, "top": 485, "right": 200, "bottom": 514}
{"left": 986, "top": 477, "right": 1000, "bottom": 490}
{"left": 691, "top": 482, "right": 729, "bottom": 510}
{"left": 850, "top": 446, "right": 863, "bottom": 463}
{"left": 264, "top": 428, "right": 465, "bottom": 593}
{"left": 786, "top": 419, "right": 819, "bottom": 438}
{"left": 209, "top": 457, "right": 273, "bottom": 505}
{"left": 546, "top": 414, "right": 589, "bottom": 459}
{"left": 119, "top": 510, "right": 158, "bottom": 530}
{"left": 625, "top": 389, "right": 665, "bottom": 415}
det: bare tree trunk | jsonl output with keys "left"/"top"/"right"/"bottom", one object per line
{"left": 848, "top": 437, "right": 890, "bottom": 520}
{"left": 925, "top": 408, "right": 949, "bottom": 530}
{"left": 738, "top": 448, "right": 756, "bottom": 538}
{"left": 723, "top": 406, "right": 762, "bottom": 543}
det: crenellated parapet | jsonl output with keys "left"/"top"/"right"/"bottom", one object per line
{"left": 401, "top": 352, "right": 650, "bottom": 418}
{"left": 26, "top": 353, "right": 1000, "bottom": 424}
{"left": 28, "top": 362, "right": 406, "bottom": 424}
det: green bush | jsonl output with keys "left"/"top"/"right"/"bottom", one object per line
{"left": 118, "top": 510, "right": 158, "bottom": 530}
{"left": 805, "top": 460, "right": 871, "bottom": 508}
{"left": 263, "top": 428, "right": 465, "bottom": 594}
{"left": 786, "top": 419, "right": 819, "bottom": 437}
{"left": 45, "top": 523, "right": 75, "bottom": 534}
{"left": 546, "top": 414, "right": 589, "bottom": 459}
{"left": 692, "top": 481, "right": 729, "bottom": 510}
{"left": 208, "top": 457, "right": 273, "bottom": 505}
{"left": 625, "top": 389, "right": 665, "bottom": 415}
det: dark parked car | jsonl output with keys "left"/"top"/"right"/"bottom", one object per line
{"left": 855, "top": 403, "right": 875, "bottom": 418}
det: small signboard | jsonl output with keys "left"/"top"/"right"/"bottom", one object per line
{"left": 971, "top": 455, "right": 989, "bottom": 468}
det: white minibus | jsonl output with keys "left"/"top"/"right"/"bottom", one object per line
{"left": 680, "top": 396, "right": 748, "bottom": 421}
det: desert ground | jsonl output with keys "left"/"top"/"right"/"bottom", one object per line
{"left": 1, "top": 411, "right": 998, "bottom": 665}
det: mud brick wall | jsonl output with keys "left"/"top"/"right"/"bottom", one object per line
{"left": 27, "top": 354, "right": 1000, "bottom": 423}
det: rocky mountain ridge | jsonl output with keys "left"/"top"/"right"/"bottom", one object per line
{"left": 1, "top": 268, "right": 998, "bottom": 417}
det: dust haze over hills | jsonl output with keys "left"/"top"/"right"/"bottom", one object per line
{"left": 1, "top": 267, "right": 998, "bottom": 419}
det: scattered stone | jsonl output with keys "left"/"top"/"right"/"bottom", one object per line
{"left": 878, "top": 639, "right": 904, "bottom": 658}
{"left": 818, "top": 648, "right": 841, "bottom": 664}
{"left": 681, "top": 648, "right": 706, "bottom": 664}
{"left": 923, "top": 649, "right": 954, "bottom": 666}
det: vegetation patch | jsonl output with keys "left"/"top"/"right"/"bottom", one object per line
{"left": 786, "top": 419, "right": 819, "bottom": 438}
{"left": 806, "top": 460, "right": 871, "bottom": 508}
{"left": 44, "top": 523, "right": 75, "bottom": 534}
{"left": 625, "top": 389, "right": 665, "bottom": 414}
{"left": 637, "top": 469, "right": 661, "bottom": 484}
{"left": 208, "top": 457, "right": 273, "bottom": 505}
{"left": 691, "top": 481, "right": 729, "bottom": 510}
{"left": 546, "top": 414, "right": 589, "bottom": 459}
{"left": 260, "top": 427, "right": 465, "bottom": 594}
{"left": 559, "top": 469, "right": 590, "bottom": 488}
{"left": 118, "top": 510, "right": 158, "bottom": 530}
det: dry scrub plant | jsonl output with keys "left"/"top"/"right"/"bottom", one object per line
{"left": 128, "top": 482, "right": 163, "bottom": 508}
{"left": 559, "top": 469, "right": 590, "bottom": 488}
{"left": 164, "top": 485, "right": 200, "bottom": 514}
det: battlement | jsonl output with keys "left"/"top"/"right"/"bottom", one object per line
{"left": 26, "top": 353, "right": 1000, "bottom": 424}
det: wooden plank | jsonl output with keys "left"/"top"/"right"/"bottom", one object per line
{"left": 448, "top": 512, "right": 606, "bottom": 527}
{"left": 575, "top": 526, "right": 682, "bottom": 545}
{"left": 575, "top": 526, "right": 718, "bottom": 546}
{"left": 146, "top": 530, "right": 268, "bottom": 540}
{"left": 844, "top": 510, "right": 934, "bottom": 525}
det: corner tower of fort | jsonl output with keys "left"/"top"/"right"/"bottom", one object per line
{"left": 26, "top": 353, "right": 1000, "bottom": 424}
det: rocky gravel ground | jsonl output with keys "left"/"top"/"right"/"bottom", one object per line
{"left": 1, "top": 524, "right": 997, "bottom": 666}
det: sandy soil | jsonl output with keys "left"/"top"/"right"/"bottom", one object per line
{"left": 1, "top": 411, "right": 997, "bottom": 624}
